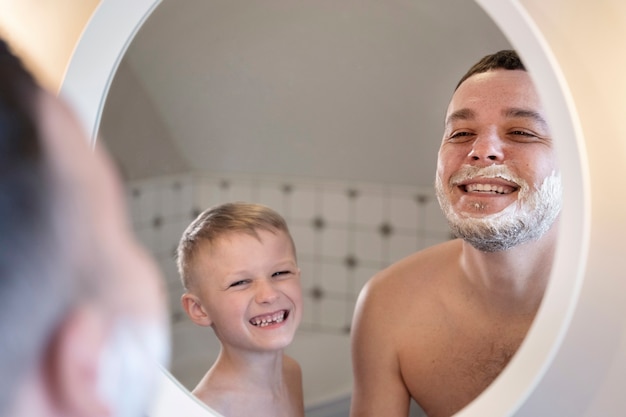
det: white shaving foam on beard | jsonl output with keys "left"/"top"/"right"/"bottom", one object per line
{"left": 97, "top": 318, "right": 170, "bottom": 417}
{"left": 436, "top": 166, "right": 562, "bottom": 252}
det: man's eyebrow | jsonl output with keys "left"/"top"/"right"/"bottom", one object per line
{"left": 445, "top": 108, "right": 475, "bottom": 126}
{"left": 504, "top": 108, "right": 549, "bottom": 128}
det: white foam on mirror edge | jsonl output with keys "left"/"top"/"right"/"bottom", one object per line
{"left": 60, "top": 0, "right": 626, "bottom": 416}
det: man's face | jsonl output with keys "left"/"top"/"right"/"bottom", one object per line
{"left": 37, "top": 91, "right": 167, "bottom": 322}
{"left": 189, "top": 230, "right": 303, "bottom": 353}
{"left": 36, "top": 91, "right": 169, "bottom": 414}
{"left": 435, "top": 69, "right": 561, "bottom": 252}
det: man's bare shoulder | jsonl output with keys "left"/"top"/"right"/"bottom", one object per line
{"left": 364, "top": 238, "right": 461, "bottom": 297}
{"left": 350, "top": 239, "right": 464, "bottom": 416}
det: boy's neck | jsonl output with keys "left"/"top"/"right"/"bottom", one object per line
{"left": 214, "top": 348, "right": 287, "bottom": 389}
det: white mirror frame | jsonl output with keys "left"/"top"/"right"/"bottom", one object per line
{"left": 60, "top": 1, "right": 626, "bottom": 416}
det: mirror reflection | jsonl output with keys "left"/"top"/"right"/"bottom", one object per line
{"left": 98, "top": 0, "right": 512, "bottom": 414}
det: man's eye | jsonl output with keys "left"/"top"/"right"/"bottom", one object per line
{"left": 271, "top": 270, "right": 291, "bottom": 278}
{"left": 510, "top": 130, "right": 538, "bottom": 141}
{"left": 448, "top": 131, "right": 474, "bottom": 142}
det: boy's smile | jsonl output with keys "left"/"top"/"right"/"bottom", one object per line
{"left": 188, "top": 229, "right": 303, "bottom": 352}
{"left": 249, "top": 309, "right": 290, "bottom": 327}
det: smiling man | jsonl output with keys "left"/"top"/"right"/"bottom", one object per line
{"left": 350, "top": 50, "right": 562, "bottom": 417}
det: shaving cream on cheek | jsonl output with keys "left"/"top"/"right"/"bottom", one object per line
{"left": 97, "top": 318, "right": 170, "bottom": 417}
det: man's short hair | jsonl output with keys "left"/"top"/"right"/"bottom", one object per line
{"left": 455, "top": 49, "right": 526, "bottom": 90}
{"left": 0, "top": 40, "right": 75, "bottom": 414}
{"left": 176, "top": 202, "right": 294, "bottom": 290}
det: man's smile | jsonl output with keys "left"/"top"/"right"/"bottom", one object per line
{"left": 456, "top": 176, "right": 520, "bottom": 196}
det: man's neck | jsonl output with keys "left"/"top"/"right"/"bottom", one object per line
{"left": 459, "top": 223, "right": 559, "bottom": 316}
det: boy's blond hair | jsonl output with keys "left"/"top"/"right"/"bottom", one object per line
{"left": 176, "top": 201, "right": 295, "bottom": 290}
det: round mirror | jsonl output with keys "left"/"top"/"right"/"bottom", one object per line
{"left": 91, "top": 0, "right": 512, "bottom": 414}
{"left": 60, "top": 0, "right": 626, "bottom": 416}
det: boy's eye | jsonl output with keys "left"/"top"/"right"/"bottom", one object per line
{"left": 271, "top": 270, "right": 291, "bottom": 278}
{"left": 229, "top": 279, "right": 250, "bottom": 288}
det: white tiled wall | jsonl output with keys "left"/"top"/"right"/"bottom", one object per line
{"left": 127, "top": 171, "right": 452, "bottom": 332}
{"left": 126, "top": 170, "right": 451, "bottom": 399}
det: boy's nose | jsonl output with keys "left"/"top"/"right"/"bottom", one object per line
{"left": 255, "top": 280, "right": 279, "bottom": 304}
{"left": 467, "top": 131, "right": 504, "bottom": 164}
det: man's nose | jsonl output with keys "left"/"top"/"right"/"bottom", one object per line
{"left": 255, "top": 279, "right": 279, "bottom": 304}
{"left": 467, "top": 131, "right": 504, "bottom": 164}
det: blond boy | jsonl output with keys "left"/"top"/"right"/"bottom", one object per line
{"left": 177, "top": 202, "right": 304, "bottom": 417}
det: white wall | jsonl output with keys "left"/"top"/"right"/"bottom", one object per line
{"left": 0, "top": 0, "right": 100, "bottom": 91}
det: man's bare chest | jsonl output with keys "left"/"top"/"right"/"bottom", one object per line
{"left": 397, "top": 322, "right": 527, "bottom": 417}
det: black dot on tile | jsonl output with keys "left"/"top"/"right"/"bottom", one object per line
{"left": 343, "top": 324, "right": 351, "bottom": 334}
{"left": 131, "top": 188, "right": 142, "bottom": 198}
{"left": 344, "top": 255, "right": 358, "bottom": 269}
{"left": 379, "top": 222, "right": 393, "bottom": 237}
{"left": 312, "top": 217, "right": 326, "bottom": 230}
{"left": 347, "top": 188, "right": 359, "bottom": 199}
{"left": 152, "top": 216, "right": 163, "bottom": 229}
{"left": 416, "top": 194, "right": 429, "bottom": 204}
{"left": 448, "top": 232, "right": 457, "bottom": 240}
{"left": 172, "top": 181, "right": 182, "bottom": 191}
{"left": 310, "top": 286, "right": 325, "bottom": 300}
{"left": 220, "top": 180, "right": 230, "bottom": 189}
{"left": 282, "top": 184, "right": 293, "bottom": 194}
{"left": 171, "top": 311, "right": 185, "bottom": 323}
{"left": 191, "top": 207, "right": 202, "bottom": 219}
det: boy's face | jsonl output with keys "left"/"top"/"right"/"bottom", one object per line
{"left": 185, "top": 229, "right": 302, "bottom": 353}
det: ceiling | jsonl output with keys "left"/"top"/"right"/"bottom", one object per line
{"left": 100, "top": 0, "right": 511, "bottom": 186}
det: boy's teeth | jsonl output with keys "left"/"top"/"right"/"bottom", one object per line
{"left": 250, "top": 311, "right": 286, "bottom": 327}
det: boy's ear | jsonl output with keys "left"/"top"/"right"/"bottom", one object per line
{"left": 181, "top": 293, "right": 212, "bottom": 327}
{"left": 46, "top": 306, "right": 110, "bottom": 416}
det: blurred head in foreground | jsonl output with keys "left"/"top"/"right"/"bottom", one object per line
{"left": 0, "top": 39, "right": 169, "bottom": 417}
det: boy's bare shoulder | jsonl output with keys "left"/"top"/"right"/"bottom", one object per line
{"left": 283, "top": 354, "right": 302, "bottom": 378}
{"left": 191, "top": 375, "right": 233, "bottom": 415}
{"left": 283, "top": 354, "right": 305, "bottom": 416}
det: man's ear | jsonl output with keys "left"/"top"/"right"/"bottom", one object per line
{"left": 181, "top": 293, "right": 212, "bottom": 327}
{"left": 47, "top": 306, "right": 110, "bottom": 417}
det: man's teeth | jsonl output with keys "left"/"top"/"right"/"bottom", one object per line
{"left": 465, "top": 183, "right": 512, "bottom": 194}
{"left": 250, "top": 311, "right": 286, "bottom": 327}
